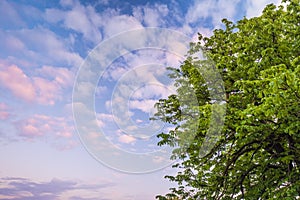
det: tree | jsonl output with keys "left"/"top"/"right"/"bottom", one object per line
{"left": 154, "top": 0, "right": 300, "bottom": 199}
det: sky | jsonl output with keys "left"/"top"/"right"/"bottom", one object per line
{"left": 0, "top": 0, "right": 281, "bottom": 199}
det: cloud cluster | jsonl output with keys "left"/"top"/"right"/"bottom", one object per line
{"left": 45, "top": 1, "right": 103, "bottom": 43}
{"left": 0, "top": 28, "right": 83, "bottom": 68}
{"left": 11, "top": 113, "right": 78, "bottom": 150}
{"left": 0, "top": 0, "right": 281, "bottom": 154}
{"left": 132, "top": 3, "right": 169, "bottom": 27}
{"left": 0, "top": 177, "right": 114, "bottom": 200}
{"left": 0, "top": 62, "right": 74, "bottom": 105}
{"left": 45, "top": 0, "right": 144, "bottom": 43}
{"left": 15, "top": 114, "right": 74, "bottom": 139}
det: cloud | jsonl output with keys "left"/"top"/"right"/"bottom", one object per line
{"left": 45, "top": 0, "right": 149, "bottom": 41}
{"left": 45, "top": 1, "right": 102, "bottom": 43}
{"left": 185, "top": 0, "right": 240, "bottom": 28}
{"left": 15, "top": 114, "right": 74, "bottom": 139}
{"left": 0, "top": 64, "right": 36, "bottom": 102}
{"left": 96, "top": 113, "right": 114, "bottom": 128}
{"left": 245, "top": 0, "right": 281, "bottom": 17}
{"left": 36, "top": 65, "right": 75, "bottom": 88}
{"left": 152, "top": 155, "right": 166, "bottom": 163}
{"left": 0, "top": 26, "right": 83, "bottom": 68}
{"left": 118, "top": 133, "right": 136, "bottom": 144}
{"left": 0, "top": 62, "right": 74, "bottom": 105}
{"left": 20, "top": 27, "right": 83, "bottom": 67}
{"left": 60, "top": 0, "right": 76, "bottom": 7}
{"left": 129, "top": 99, "right": 158, "bottom": 113}
{"left": 131, "top": 84, "right": 173, "bottom": 100}
{"left": 0, "top": 1, "right": 26, "bottom": 29}
{"left": 13, "top": 114, "right": 78, "bottom": 150}
{"left": 0, "top": 177, "right": 114, "bottom": 200}
{"left": 95, "top": 86, "right": 108, "bottom": 97}
{"left": 132, "top": 4, "right": 169, "bottom": 27}
{"left": 46, "top": 0, "right": 144, "bottom": 43}
{"left": 1, "top": 34, "right": 25, "bottom": 52}
{"left": 103, "top": 15, "right": 143, "bottom": 37}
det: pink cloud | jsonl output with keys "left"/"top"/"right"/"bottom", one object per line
{"left": 13, "top": 114, "right": 78, "bottom": 150}
{"left": 21, "top": 124, "right": 41, "bottom": 137}
{"left": 118, "top": 134, "right": 136, "bottom": 144}
{"left": 16, "top": 114, "right": 75, "bottom": 139}
{"left": 0, "top": 64, "right": 36, "bottom": 101}
{"left": 0, "top": 112, "right": 9, "bottom": 120}
{"left": 33, "top": 77, "right": 58, "bottom": 105}
{"left": 37, "top": 65, "right": 74, "bottom": 88}
{"left": 0, "top": 62, "right": 74, "bottom": 105}
{"left": 0, "top": 102, "right": 9, "bottom": 120}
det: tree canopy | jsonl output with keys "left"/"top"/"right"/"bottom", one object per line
{"left": 154, "top": 0, "right": 300, "bottom": 199}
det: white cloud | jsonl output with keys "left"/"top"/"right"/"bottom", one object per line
{"left": 185, "top": 1, "right": 212, "bottom": 23}
{"left": 133, "top": 4, "right": 169, "bottom": 27}
{"left": 143, "top": 7, "right": 161, "bottom": 27}
{"left": 45, "top": 2, "right": 102, "bottom": 43}
{"left": 0, "top": 27, "right": 83, "bottom": 68}
{"left": 60, "top": 0, "right": 75, "bottom": 7}
{"left": 46, "top": 1, "right": 146, "bottom": 43}
{"left": 36, "top": 65, "right": 75, "bottom": 88}
{"left": 152, "top": 155, "right": 165, "bottom": 163}
{"left": 118, "top": 134, "right": 136, "bottom": 144}
{"left": 44, "top": 8, "right": 65, "bottom": 23}
{"left": 95, "top": 86, "right": 108, "bottom": 97}
{"left": 107, "top": 65, "right": 128, "bottom": 81}
{"left": 96, "top": 113, "right": 114, "bottom": 128}
{"left": 185, "top": 0, "right": 240, "bottom": 28}
{"left": 74, "top": 81, "right": 95, "bottom": 101}
{"left": 131, "top": 84, "right": 173, "bottom": 100}
{"left": 25, "top": 28, "right": 82, "bottom": 66}
{"left": 129, "top": 99, "right": 158, "bottom": 113}
{"left": 103, "top": 15, "right": 143, "bottom": 37}
{"left": 245, "top": 0, "right": 281, "bottom": 18}
{"left": 64, "top": 4, "right": 102, "bottom": 42}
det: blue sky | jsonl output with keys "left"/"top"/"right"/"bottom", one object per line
{"left": 0, "top": 0, "right": 280, "bottom": 199}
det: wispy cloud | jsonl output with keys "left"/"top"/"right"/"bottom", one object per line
{"left": 132, "top": 3, "right": 169, "bottom": 27}
{"left": 0, "top": 27, "right": 83, "bottom": 68}
{"left": 0, "top": 1, "right": 26, "bottom": 29}
{"left": 0, "top": 177, "right": 115, "bottom": 200}
{"left": 45, "top": 0, "right": 103, "bottom": 43}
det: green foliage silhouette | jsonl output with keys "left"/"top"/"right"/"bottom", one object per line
{"left": 154, "top": 0, "right": 300, "bottom": 199}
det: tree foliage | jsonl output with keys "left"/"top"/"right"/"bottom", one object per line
{"left": 154, "top": 0, "right": 300, "bottom": 199}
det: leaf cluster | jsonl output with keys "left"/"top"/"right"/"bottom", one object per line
{"left": 155, "top": 0, "right": 300, "bottom": 199}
